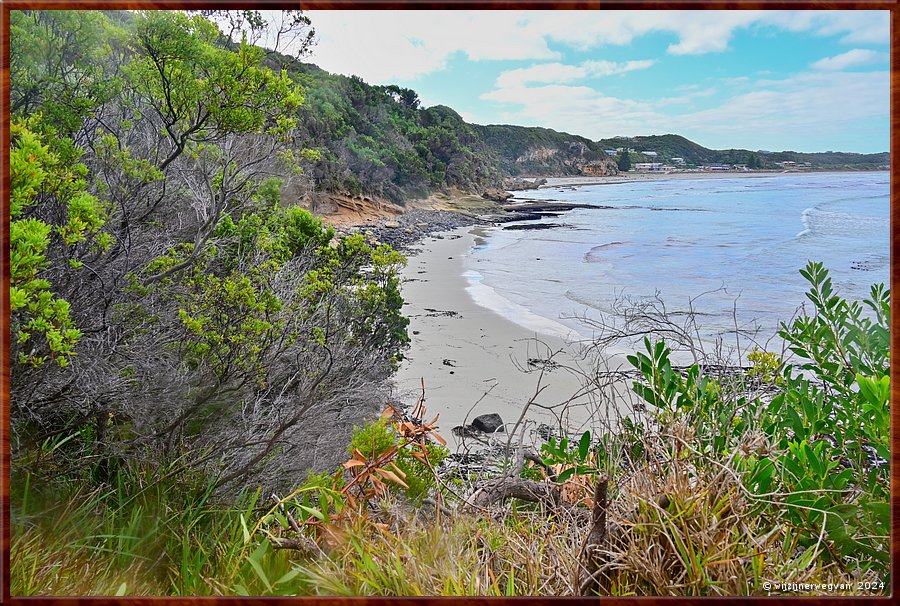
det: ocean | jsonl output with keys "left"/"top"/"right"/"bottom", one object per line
{"left": 462, "top": 172, "right": 890, "bottom": 354}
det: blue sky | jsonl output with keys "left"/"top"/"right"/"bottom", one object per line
{"left": 296, "top": 10, "right": 889, "bottom": 153}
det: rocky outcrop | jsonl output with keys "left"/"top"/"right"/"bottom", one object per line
{"left": 347, "top": 209, "right": 482, "bottom": 251}
{"left": 581, "top": 158, "right": 619, "bottom": 176}
{"left": 504, "top": 177, "right": 547, "bottom": 191}
{"left": 482, "top": 188, "right": 514, "bottom": 202}
{"left": 486, "top": 130, "right": 620, "bottom": 178}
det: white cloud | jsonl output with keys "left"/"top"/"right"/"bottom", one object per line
{"left": 668, "top": 71, "right": 888, "bottom": 145}
{"left": 764, "top": 11, "right": 889, "bottom": 45}
{"left": 496, "top": 63, "right": 587, "bottom": 87}
{"left": 300, "top": 11, "right": 559, "bottom": 82}
{"left": 480, "top": 70, "right": 888, "bottom": 151}
{"left": 811, "top": 49, "right": 888, "bottom": 71}
{"left": 656, "top": 86, "right": 717, "bottom": 107}
{"left": 495, "top": 59, "right": 655, "bottom": 87}
{"left": 582, "top": 59, "right": 657, "bottom": 76}
{"left": 299, "top": 10, "right": 888, "bottom": 83}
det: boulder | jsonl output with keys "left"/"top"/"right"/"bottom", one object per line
{"left": 482, "top": 189, "right": 514, "bottom": 202}
{"left": 472, "top": 413, "right": 504, "bottom": 434}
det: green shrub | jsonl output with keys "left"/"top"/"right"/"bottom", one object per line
{"left": 747, "top": 348, "right": 782, "bottom": 384}
{"left": 624, "top": 262, "right": 889, "bottom": 577}
{"left": 348, "top": 419, "right": 447, "bottom": 502}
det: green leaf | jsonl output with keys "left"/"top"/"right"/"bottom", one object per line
{"left": 557, "top": 468, "right": 575, "bottom": 483}
{"left": 297, "top": 504, "right": 325, "bottom": 521}
{"left": 239, "top": 513, "right": 250, "bottom": 543}
{"left": 275, "top": 568, "right": 301, "bottom": 586}
{"left": 803, "top": 442, "right": 824, "bottom": 479}
{"left": 247, "top": 543, "right": 273, "bottom": 592}
{"left": 273, "top": 512, "right": 289, "bottom": 530}
{"left": 578, "top": 431, "right": 591, "bottom": 461}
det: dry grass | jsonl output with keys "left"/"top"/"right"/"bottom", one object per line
{"left": 14, "top": 434, "right": 871, "bottom": 596}
{"left": 296, "top": 496, "right": 588, "bottom": 596}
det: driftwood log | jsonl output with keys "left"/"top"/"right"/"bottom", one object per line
{"left": 465, "top": 477, "right": 562, "bottom": 510}
{"left": 577, "top": 476, "right": 611, "bottom": 596}
{"left": 463, "top": 476, "right": 592, "bottom": 523}
{"left": 268, "top": 535, "right": 319, "bottom": 556}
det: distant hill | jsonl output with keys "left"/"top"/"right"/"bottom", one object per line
{"left": 596, "top": 134, "right": 889, "bottom": 171}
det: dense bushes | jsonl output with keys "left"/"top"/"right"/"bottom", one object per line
{"left": 10, "top": 9, "right": 409, "bottom": 491}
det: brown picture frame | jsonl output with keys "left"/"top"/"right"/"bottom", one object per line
{"left": 1, "top": 1, "right": 896, "bottom": 602}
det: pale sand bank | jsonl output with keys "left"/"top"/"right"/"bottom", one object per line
{"left": 392, "top": 227, "right": 630, "bottom": 447}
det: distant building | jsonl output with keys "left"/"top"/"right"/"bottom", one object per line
{"left": 778, "top": 161, "right": 798, "bottom": 168}
{"left": 703, "top": 163, "right": 729, "bottom": 171}
{"left": 604, "top": 149, "right": 618, "bottom": 156}
{"left": 671, "top": 157, "right": 686, "bottom": 165}
{"left": 634, "top": 162, "right": 663, "bottom": 171}
{"left": 733, "top": 164, "right": 748, "bottom": 171}
{"left": 642, "top": 151, "right": 658, "bottom": 157}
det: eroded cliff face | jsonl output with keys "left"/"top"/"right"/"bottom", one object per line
{"left": 516, "top": 147, "right": 559, "bottom": 163}
{"left": 513, "top": 143, "right": 619, "bottom": 176}
{"left": 581, "top": 157, "right": 619, "bottom": 176}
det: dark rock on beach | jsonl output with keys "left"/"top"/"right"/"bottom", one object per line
{"left": 472, "top": 413, "right": 505, "bottom": 434}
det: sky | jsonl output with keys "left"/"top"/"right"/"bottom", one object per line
{"left": 288, "top": 10, "right": 889, "bottom": 154}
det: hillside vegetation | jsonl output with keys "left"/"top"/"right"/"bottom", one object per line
{"left": 284, "top": 62, "right": 622, "bottom": 203}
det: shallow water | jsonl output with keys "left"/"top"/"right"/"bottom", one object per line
{"left": 463, "top": 172, "right": 890, "bottom": 350}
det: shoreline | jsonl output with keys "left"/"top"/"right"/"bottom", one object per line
{"left": 537, "top": 168, "right": 888, "bottom": 189}
{"left": 392, "top": 228, "right": 600, "bottom": 447}
{"left": 319, "top": 169, "right": 888, "bottom": 235}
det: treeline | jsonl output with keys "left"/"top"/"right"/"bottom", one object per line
{"left": 289, "top": 62, "right": 502, "bottom": 202}
{"left": 597, "top": 134, "right": 889, "bottom": 169}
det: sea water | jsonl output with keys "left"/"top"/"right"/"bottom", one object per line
{"left": 463, "top": 173, "right": 890, "bottom": 353}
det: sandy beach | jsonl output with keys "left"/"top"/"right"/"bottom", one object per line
{"left": 392, "top": 228, "right": 611, "bottom": 447}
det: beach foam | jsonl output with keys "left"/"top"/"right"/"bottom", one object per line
{"left": 463, "top": 269, "right": 579, "bottom": 340}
